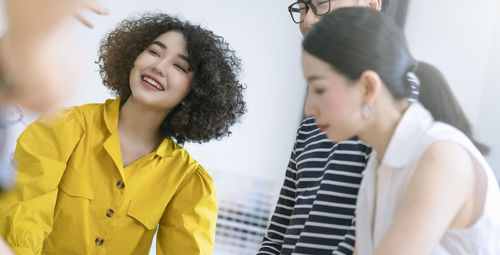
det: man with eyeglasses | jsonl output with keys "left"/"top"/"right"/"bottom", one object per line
{"left": 258, "top": 1, "right": 387, "bottom": 254}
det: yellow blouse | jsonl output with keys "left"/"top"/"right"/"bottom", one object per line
{"left": 0, "top": 98, "right": 217, "bottom": 255}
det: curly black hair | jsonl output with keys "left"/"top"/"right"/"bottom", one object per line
{"left": 97, "top": 13, "right": 246, "bottom": 144}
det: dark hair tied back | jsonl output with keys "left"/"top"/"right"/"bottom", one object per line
{"left": 303, "top": 7, "right": 489, "bottom": 155}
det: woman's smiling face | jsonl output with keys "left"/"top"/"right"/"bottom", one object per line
{"left": 129, "top": 30, "right": 194, "bottom": 110}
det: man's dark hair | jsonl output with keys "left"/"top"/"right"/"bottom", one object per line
{"left": 381, "top": 0, "right": 391, "bottom": 13}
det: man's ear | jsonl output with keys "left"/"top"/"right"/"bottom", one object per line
{"left": 368, "top": 0, "right": 382, "bottom": 11}
{"left": 358, "top": 70, "right": 382, "bottom": 105}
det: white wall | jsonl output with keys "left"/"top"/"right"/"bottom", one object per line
{"left": 476, "top": 1, "right": 500, "bottom": 180}
{"left": 405, "top": 0, "right": 500, "bottom": 179}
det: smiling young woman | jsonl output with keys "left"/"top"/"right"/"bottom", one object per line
{"left": 0, "top": 13, "right": 246, "bottom": 254}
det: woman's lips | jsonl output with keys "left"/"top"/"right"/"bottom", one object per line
{"left": 317, "top": 124, "right": 329, "bottom": 133}
{"left": 141, "top": 74, "right": 164, "bottom": 91}
{"left": 140, "top": 79, "right": 161, "bottom": 91}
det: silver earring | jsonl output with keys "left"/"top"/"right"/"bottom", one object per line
{"left": 361, "top": 104, "right": 371, "bottom": 121}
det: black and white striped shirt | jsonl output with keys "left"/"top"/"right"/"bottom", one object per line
{"left": 258, "top": 117, "right": 371, "bottom": 255}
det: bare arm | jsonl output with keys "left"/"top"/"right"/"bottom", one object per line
{"left": 374, "top": 141, "right": 476, "bottom": 255}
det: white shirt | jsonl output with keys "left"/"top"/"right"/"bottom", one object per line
{"left": 355, "top": 102, "right": 500, "bottom": 255}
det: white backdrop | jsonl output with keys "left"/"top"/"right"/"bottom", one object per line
{"left": 405, "top": 0, "right": 500, "bottom": 179}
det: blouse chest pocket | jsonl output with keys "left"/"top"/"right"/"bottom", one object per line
{"left": 58, "top": 167, "right": 95, "bottom": 200}
{"left": 127, "top": 199, "right": 166, "bottom": 230}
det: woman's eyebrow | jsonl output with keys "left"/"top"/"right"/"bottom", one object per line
{"left": 152, "top": 41, "right": 188, "bottom": 60}
{"left": 307, "top": 75, "right": 326, "bottom": 83}
{"left": 152, "top": 41, "right": 166, "bottom": 49}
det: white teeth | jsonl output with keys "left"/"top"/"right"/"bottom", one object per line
{"left": 142, "top": 76, "right": 163, "bottom": 90}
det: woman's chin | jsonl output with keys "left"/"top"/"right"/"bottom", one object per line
{"left": 326, "top": 132, "right": 349, "bottom": 143}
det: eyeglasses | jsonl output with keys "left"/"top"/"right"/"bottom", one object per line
{"left": 288, "top": 0, "right": 332, "bottom": 24}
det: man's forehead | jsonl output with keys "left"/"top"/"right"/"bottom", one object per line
{"left": 330, "top": 0, "right": 368, "bottom": 10}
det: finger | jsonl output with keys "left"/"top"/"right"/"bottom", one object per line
{"left": 73, "top": 13, "right": 94, "bottom": 28}
{"left": 81, "top": 0, "right": 109, "bottom": 15}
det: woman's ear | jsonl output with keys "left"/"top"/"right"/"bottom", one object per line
{"left": 358, "top": 70, "right": 382, "bottom": 106}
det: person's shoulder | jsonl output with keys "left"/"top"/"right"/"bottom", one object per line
{"left": 295, "top": 117, "right": 325, "bottom": 143}
{"left": 74, "top": 99, "right": 114, "bottom": 115}
{"left": 414, "top": 120, "right": 481, "bottom": 164}
{"left": 421, "top": 141, "right": 472, "bottom": 166}
{"left": 294, "top": 118, "right": 371, "bottom": 154}
{"left": 297, "top": 117, "right": 318, "bottom": 132}
{"left": 168, "top": 139, "right": 202, "bottom": 169}
{"left": 63, "top": 98, "right": 119, "bottom": 128}
{"left": 416, "top": 141, "right": 475, "bottom": 188}
{"left": 426, "top": 121, "right": 472, "bottom": 145}
{"left": 335, "top": 137, "right": 372, "bottom": 154}
{"left": 193, "top": 163, "right": 214, "bottom": 186}
{"left": 169, "top": 142, "right": 215, "bottom": 188}
{"left": 35, "top": 104, "right": 84, "bottom": 126}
